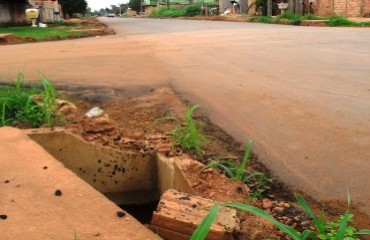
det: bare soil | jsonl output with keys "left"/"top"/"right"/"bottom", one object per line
{"left": 56, "top": 86, "right": 369, "bottom": 239}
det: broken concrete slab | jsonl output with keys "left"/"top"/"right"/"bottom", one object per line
{"left": 0, "top": 127, "right": 161, "bottom": 240}
{"left": 150, "top": 189, "right": 239, "bottom": 240}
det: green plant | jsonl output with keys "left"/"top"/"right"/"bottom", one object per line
{"left": 149, "top": 6, "right": 186, "bottom": 18}
{"left": 249, "top": 16, "right": 273, "bottom": 23}
{"left": 172, "top": 105, "right": 205, "bottom": 155}
{"left": 189, "top": 203, "right": 221, "bottom": 240}
{"left": 40, "top": 75, "right": 57, "bottom": 126}
{"left": 184, "top": 4, "right": 202, "bottom": 16}
{"left": 276, "top": 12, "right": 302, "bottom": 25}
{"left": 202, "top": 140, "right": 253, "bottom": 181}
{"left": 191, "top": 202, "right": 313, "bottom": 240}
{"left": 191, "top": 194, "right": 370, "bottom": 240}
{"left": 0, "top": 72, "right": 58, "bottom": 128}
{"left": 326, "top": 16, "right": 355, "bottom": 26}
{"left": 201, "top": 141, "right": 272, "bottom": 198}
{"left": 295, "top": 193, "right": 370, "bottom": 240}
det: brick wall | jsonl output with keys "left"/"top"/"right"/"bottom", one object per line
{"left": 315, "top": 0, "right": 333, "bottom": 16}
{"left": 364, "top": 0, "right": 370, "bottom": 17}
{"left": 346, "top": 0, "right": 362, "bottom": 17}
{"left": 315, "top": 0, "right": 369, "bottom": 17}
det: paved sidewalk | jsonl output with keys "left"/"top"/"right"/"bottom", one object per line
{"left": 0, "top": 127, "right": 161, "bottom": 240}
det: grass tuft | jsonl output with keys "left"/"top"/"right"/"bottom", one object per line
{"left": 0, "top": 72, "right": 59, "bottom": 128}
{"left": 172, "top": 105, "right": 206, "bottom": 155}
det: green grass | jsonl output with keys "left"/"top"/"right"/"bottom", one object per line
{"left": 0, "top": 25, "right": 84, "bottom": 41}
{"left": 249, "top": 12, "right": 370, "bottom": 27}
{"left": 172, "top": 105, "right": 206, "bottom": 156}
{"left": 249, "top": 16, "right": 274, "bottom": 23}
{"left": 201, "top": 141, "right": 272, "bottom": 198}
{"left": 191, "top": 193, "right": 370, "bottom": 240}
{"left": 276, "top": 12, "right": 303, "bottom": 25}
{"left": 149, "top": 6, "right": 186, "bottom": 18}
{"left": 0, "top": 72, "right": 59, "bottom": 128}
{"left": 149, "top": 4, "right": 203, "bottom": 18}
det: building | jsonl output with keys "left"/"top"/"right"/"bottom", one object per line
{"left": 0, "top": 0, "right": 28, "bottom": 26}
{"left": 286, "top": 0, "right": 370, "bottom": 17}
{"left": 0, "top": 0, "right": 62, "bottom": 26}
{"left": 142, "top": 0, "right": 219, "bottom": 14}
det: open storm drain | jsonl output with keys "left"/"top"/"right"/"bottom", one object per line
{"left": 25, "top": 129, "right": 241, "bottom": 239}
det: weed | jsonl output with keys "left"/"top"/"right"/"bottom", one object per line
{"left": 0, "top": 72, "right": 58, "bottom": 128}
{"left": 191, "top": 193, "right": 370, "bottom": 240}
{"left": 276, "top": 12, "right": 302, "bottom": 25}
{"left": 172, "top": 105, "right": 205, "bottom": 155}
{"left": 326, "top": 16, "right": 357, "bottom": 27}
{"left": 40, "top": 75, "right": 57, "bottom": 126}
{"left": 249, "top": 16, "right": 273, "bottom": 23}
{"left": 184, "top": 4, "right": 202, "bottom": 16}
{"left": 149, "top": 6, "right": 186, "bottom": 18}
{"left": 296, "top": 192, "right": 370, "bottom": 240}
{"left": 201, "top": 141, "right": 272, "bottom": 198}
{"left": 189, "top": 203, "right": 221, "bottom": 240}
{"left": 0, "top": 25, "right": 84, "bottom": 41}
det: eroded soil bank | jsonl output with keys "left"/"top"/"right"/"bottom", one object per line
{"left": 38, "top": 85, "right": 370, "bottom": 239}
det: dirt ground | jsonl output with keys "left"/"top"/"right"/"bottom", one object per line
{"left": 1, "top": 16, "right": 369, "bottom": 239}
{"left": 54, "top": 86, "right": 369, "bottom": 239}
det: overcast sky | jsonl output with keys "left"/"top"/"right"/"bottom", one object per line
{"left": 87, "top": 0, "right": 127, "bottom": 11}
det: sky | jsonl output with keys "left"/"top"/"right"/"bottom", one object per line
{"left": 86, "top": 0, "right": 127, "bottom": 11}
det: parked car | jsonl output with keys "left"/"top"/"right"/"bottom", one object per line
{"left": 107, "top": 13, "right": 115, "bottom": 18}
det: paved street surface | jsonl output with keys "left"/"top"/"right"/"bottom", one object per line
{"left": 1, "top": 18, "right": 369, "bottom": 215}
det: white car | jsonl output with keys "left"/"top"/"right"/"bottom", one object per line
{"left": 107, "top": 13, "right": 115, "bottom": 18}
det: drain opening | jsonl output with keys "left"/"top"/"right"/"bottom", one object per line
{"left": 27, "top": 131, "right": 173, "bottom": 224}
{"left": 118, "top": 201, "right": 159, "bottom": 224}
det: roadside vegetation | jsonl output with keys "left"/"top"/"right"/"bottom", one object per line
{"left": 250, "top": 12, "right": 370, "bottom": 27}
{"left": 0, "top": 23, "right": 83, "bottom": 41}
{"left": 147, "top": 5, "right": 370, "bottom": 27}
{"left": 0, "top": 19, "right": 108, "bottom": 43}
{"left": 149, "top": 4, "right": 203, "bottom": 18}
{"left": 191, "top": 193, "right": 370, "bottom": 240}
{"left": 201, "top": 140, "right": 272, "bottom": 199}
{"left": 0, "top": 73, "right": 59, "bottom": 128}
{"left": 172, "top": 105, "right": 206, "bottom": 156}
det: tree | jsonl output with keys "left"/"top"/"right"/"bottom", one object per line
{"left": 59, "top": 0, "right": 88, "bottom": 18}
{"left": 128, "top": 0, "right": 141, "bottom": 13}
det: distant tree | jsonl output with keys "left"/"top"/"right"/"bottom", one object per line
{"left": 128, "top": 0, "right": 141, "bottom": 13}
{"left": 59, "top": 0, "right": 88, "bottom": 18}
{"left": 98, "top": 8, "right": 107, "bottom": 16}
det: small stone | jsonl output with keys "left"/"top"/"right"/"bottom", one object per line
{"left": 0, "top": 215, "right": 7, "bottom": 220}
{"left": 43, "top": 166, "right": 48, "bottom": 170}
{"left": 282, "top": 202, "right": 290, "bottom": 208}
{"left": 55, "top": 189, "right": 62, "bottom": 196}
{"left": 262, "top": 198, "right": 273, "bottom": 209}
{"left": 300, "top": 220, "right": 311, "bottom": 227}
{"left": 94, "top": 232, "right": 100, "bottom": 236}
{"left": 4, "top": 180, "right": 10, "bottom": 184}
{"left": 117, "top": 211, "right": 126, "bottom": 218}
{"left": 273, "top": 206, "right": 284, "bottom": 213}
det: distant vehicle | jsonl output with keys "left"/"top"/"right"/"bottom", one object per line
{"left": 107, "top": 13, "right": 115, "bottom": 18}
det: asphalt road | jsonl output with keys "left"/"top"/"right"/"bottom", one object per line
{"left": 1, "top": 18, "right": 369, "bottom": 215}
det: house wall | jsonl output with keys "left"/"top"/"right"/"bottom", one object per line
{"left": 315, "top": 0, "right": 333, "bottom": 16}
{"left": 363, "top": 0, "right": 370, "bottom": 17}
{"left": 0, "top": 0, "right": 28, "bottom": 26}
{"left": 314, "top": 0, "right": 370, "bottom": 17}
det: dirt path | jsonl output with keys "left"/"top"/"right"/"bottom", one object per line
{"left": 0, "top": 17, "right": 369, "bottom": 219}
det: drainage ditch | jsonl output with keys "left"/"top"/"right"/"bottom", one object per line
{"left": 26, "top": 129, "right": 195, "bottom": 223}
